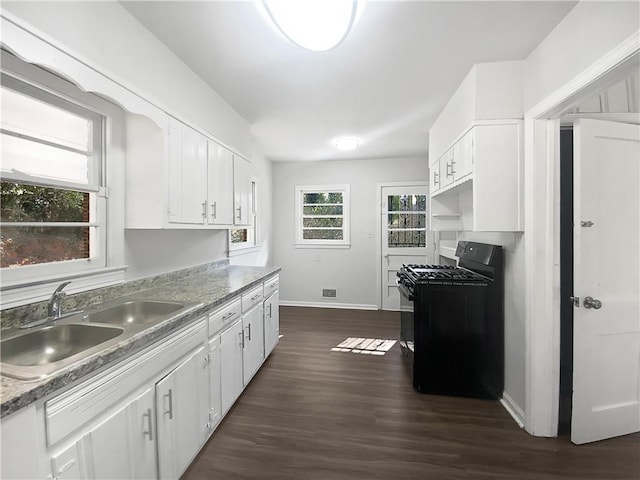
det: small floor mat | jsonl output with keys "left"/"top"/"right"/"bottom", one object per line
{"left": 331, "top": 337, "right": 397, "bottom": 355}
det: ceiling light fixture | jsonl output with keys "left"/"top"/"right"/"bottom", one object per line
{"left": 261, "top": 0, "right": 359, "bottom": 52}
{"left": 333, "top": 136, "right": 361, "bottom": 151}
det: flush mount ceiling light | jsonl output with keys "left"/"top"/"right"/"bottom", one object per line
{"left": 333, "top": 136, "right": 361, "bottom": 151}
{"left": 262, "top": 0, "right": 359, "bottom": 52}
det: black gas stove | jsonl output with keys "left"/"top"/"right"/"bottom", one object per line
{"left": 397, "top": 241, "right": 504, "bottom": 399}
{"left": 399, "top": 264, "right": 487, "bottom": 284}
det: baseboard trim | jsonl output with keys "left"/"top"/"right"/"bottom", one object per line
{"left": 501, "top": 392, "right": 526, "bottom": 429}
{"left": 280, "top": 301, "right": 378, "bottom": 311}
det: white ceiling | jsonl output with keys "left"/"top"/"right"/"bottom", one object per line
{"left": 122, "top": 1, "right": 577, "bottom": 162}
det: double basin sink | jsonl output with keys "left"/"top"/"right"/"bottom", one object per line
{"left": 1, "top": 300, "right": 198, "bottom": 380}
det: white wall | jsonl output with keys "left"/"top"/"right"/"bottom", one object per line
{"left": 125, "top": 230, "right": 228, "bottom": 280}
{"left": 458, "top": 231, "right": 526, "bottom": 420}
{"left": 524, "top": 1, "right": 640, "bottom": 112}
{"left": 272, "top": 157, "right": 427, "bottom": 308}
{"left": 2, "top": 1, "right": 273, "bottom": 278}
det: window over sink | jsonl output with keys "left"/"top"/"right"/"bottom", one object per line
{"left": 0, "top": 51, "right": 125, "bottom": 306}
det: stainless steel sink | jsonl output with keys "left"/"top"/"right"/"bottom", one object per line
{"left": 1, "top": 298, "right": 199, "bottom": 380}
{"left": 1, "top": 324, "right": 124, "bottom": 380}
{"left": 84, "top": 300, "right": 185, "bottom": 326}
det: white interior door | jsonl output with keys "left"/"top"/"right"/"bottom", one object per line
{"left": 381, "top": 184, "right": 428, "bottom": 310}
{"left": 572, "top": 118, "right": 640, "bottom": 444}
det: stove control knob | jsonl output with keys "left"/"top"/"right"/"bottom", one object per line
{"left": 583, "top": 296, "right": 602, "bottom": 309}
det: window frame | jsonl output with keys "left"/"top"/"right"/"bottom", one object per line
{"left": 229, "top": 177, "right": 258, "bottom": 254}
{"left": 294, "top": 184, "right": 351, "bottom": 248}
{"left": 0, "top": 51, "right": 125, "bottom": 307}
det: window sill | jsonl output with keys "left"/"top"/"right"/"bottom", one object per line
{"left": 294, "top": 243, "right": 352, "bottom": 249}
{"left": 0, "top": 266, "right": 127, "bottom": 310}
{"left": 228, "top": 245, "right": 261, "bottom": 257}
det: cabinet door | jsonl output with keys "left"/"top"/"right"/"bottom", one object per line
{"left": 51, "top": 441, "right": 85, "bottom": 480}
{"left": 220, "top": 319, "right": 244, "bottom": 414}
{"left": 264, "top": 290, "right": 280, "bottom": 357}
{"left": 207, "top": 140, "right": 234, "bottom": 225}
{"left": 243, "top": 302, "right": 265, "bottom": 385}
{"left": 453, "top": 131, "right": 473, "bottom": 181}
{"left": 86, "top": 387, "right": 156, "bottom": 480}
{"left": 439, "top": 150, "right": 454, "bottom": 189}
{"left": 233, "top": 155, "right": 252, "bottom": 225}
{"left": 179, "top": 126, "right": 208, "bottom": 224}
{"left": 156, "top": 344, "right": 209, "bottom": 480}
{"left": 208, "top": 335, "right": 222, "bottom": 432}
{"left": 430, "top": 160, "right": 441, "bottom": 193}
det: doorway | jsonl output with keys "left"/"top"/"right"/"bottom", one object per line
{"left": 378, "top": 183, "right": 428, "bottom": 311}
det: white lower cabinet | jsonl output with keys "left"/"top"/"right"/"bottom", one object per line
{"left": 220, "top": 319, "right": 244, "bottom": 415}
{"left": 242, "top": 302, "right": 265, "bottom": 385}
{"left": 264, "top": 290, "right": 280, "bottom": 357}
{"left": 86, "top": 387, "right": 156, "bottom": 479}
{"left": 207, "top": 334, "right": 222, "bottom": 431}
{"left": 2, "top": 275, "right": 281, "bottom": 480}
{"left": 155, "top": 343, "right": 209, "bottom": 480}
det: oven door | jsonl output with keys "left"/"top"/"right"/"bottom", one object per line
{"left": 398, "top": 282, "right": 415, "bottom": 359}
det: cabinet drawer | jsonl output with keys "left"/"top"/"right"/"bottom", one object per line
{"left": 241, "top": 285, "right": 263, "bottom": 313}
{"left": 208, "top": 298, "right": 241, "bottom": 336}
{"left": 263, "top": 274, "right": 279, "bottom": 298}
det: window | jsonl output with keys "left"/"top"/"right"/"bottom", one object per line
{"left": 229, "top": 179, "right": 257, "bottom": 252}
{"left": 386, "top": 194, "right": 427, "bottom": 247}
{"left": 295, "top": 184, "right": 350, "bottom": 247}
{"left": 0, "top": 51, "right": 125, "bottom": 300}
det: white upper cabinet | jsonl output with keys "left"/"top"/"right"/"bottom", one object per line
{"left": 126, "top": 115, "right": 246, "bottom": 229}
{"left": 168, "top": 117, "right": 208, "bottom": 225}
{"left": 207, "top": 140, "right": 235, "bottom": 225}
{"left": 429, "top": 61, "right": 524, "bottom": 232}
{"left": 233, "top": 155, "right": 252, "bottom": 226}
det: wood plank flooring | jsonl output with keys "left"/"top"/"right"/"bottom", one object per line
{"left": 183, "top": 307, "right": 640, "bottom": 480}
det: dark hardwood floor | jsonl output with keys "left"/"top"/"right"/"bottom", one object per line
{"left": 183, "top": 307, "right": 640, "bottom": 480}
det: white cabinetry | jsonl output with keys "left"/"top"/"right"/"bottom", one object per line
{"left": 241, "top": 285, "right": 265, "bottom": 385}
{"left": 155, "top": 341, "right": 209, "bottom": 480}
{"left": 209, "top": 297, "right": 243, "bottom": 417}
{"left": 207, "top": 140, "right": 235, "bottom": 225}
{"left": 1, "top": 405, "right": 44, "bottom": 479}
{"left": 233, "top": 155, "right": 252, "bottom": 225}
{"left": 167, "top": 117, "right": 208, "bottom": 225}
{"left": 430, "top": 120, "right": 523, "bottom": 232}
{"left": 87, "top": 387, "right": 156, "bottom": 479}
{"left": 263, "top": 275, "right": 280, "bottom": 357}
{"left": 126, "top": 114, "right": 247, "bottom": 229}
{"left": 220, "top": 319, "right": 244, "bottom": 414}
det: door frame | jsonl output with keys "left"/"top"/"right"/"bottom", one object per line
{"left": 375, "top": 181, "right": 429, "bottom": 310}
{"left": 524, "top": 34, "right": 639, "bottom": 437}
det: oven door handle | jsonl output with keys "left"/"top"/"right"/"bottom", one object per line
{"left": 397, "top": 282, "right": 414, "bottom": 301}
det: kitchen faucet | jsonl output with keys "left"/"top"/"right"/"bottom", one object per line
{"left": 20, "top": 281, "right": 83, "bottom": 329}
{"left": 48, "top": 281, "right": 71, "bottom": 319}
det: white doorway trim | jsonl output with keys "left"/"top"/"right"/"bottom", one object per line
{"left": 524, "top": 31, "right": 640, "bottom": 437}
{"left": 375, "top": 181, "right": 429, "bottom": 310}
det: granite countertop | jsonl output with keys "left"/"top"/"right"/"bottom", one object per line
{"left": 0, "top": 264, "right": 280, "bottom": 418}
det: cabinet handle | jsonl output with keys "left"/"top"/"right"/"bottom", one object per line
{"left": 203, "top": 354, "right": 210, "bottom": 369}
{"left": 251, "top": 294, "right": 261, "bottom": 301}
{"left": 433, "top": 171, "right": 439, "bottom": 186}
{"left": 239, "top": 330, "right": 245, "bottom": 348}
{"left": 236, "top": 205, "right": 242, "bottom": 221}
{"left": 222, "top": 311, "right": 237, "bottom": 321}
{"left": 56, "top": 458, "right": 77, "bottom": 478}
{"left": 211, "top": 202, "right": 217, "bottom": 220}
{"left": 446, "top": 162, "right": 453, "bottom": 177}
{"left": 142, "top": 408, "right": 153, "bottom": 441}
{"left": 246, "top": 323, "right": 252, "bottom": 341}
{"left": 163, "top": 389, "right": 174, "bottom": 420}
{"left": 202, "top": 201, "right": 207, "bottom": 219}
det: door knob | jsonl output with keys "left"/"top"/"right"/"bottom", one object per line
{"left": 583, "top": 296, "right": 602, "bottom": 309}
